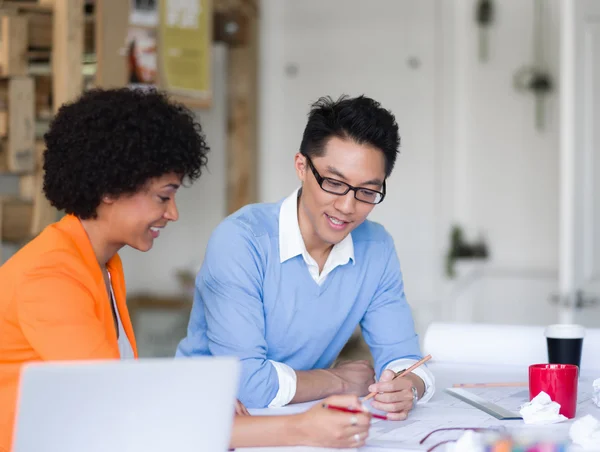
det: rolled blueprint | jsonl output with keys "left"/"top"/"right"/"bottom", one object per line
{"left": 423, "top": 322, "right": 600, "bottom": 371}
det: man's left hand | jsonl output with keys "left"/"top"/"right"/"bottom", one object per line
{"left": 367, "top": 370, "right": 424, "bottom": 421}
{"left": 235, "top": 399, "right": 250, "bottom": 416}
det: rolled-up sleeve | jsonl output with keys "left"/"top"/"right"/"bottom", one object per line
{"left": 267, "top": 360, "right": 297, "bottom": 407}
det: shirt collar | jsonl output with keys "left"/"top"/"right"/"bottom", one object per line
{"left": 278, "top": 188, "right": 355, "bottom": 265}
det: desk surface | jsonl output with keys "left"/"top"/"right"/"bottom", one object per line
{"left": 240, "top": 362, "right": 599, "bottom": 452}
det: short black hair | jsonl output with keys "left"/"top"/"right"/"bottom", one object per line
{"left": 43, "top": 87, "right": 209, "bottom": 219}
{"left": 299, "top": 95, "right": 400, "bottom": 177}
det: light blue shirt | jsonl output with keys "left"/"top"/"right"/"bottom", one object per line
{"left": 176, "top": 193, "right": 431, "bottom": 408}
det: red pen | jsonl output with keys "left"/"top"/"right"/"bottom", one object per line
{"left": 322, "top": 403, "right": 388, "bottom": 420}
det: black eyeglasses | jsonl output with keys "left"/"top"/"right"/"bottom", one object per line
{"left": 304, "top": 155, "right": 386, "bottom": 205}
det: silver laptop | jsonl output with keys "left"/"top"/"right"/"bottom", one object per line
{"left": 12, "top": 357, "right": 240, "bottom": 452}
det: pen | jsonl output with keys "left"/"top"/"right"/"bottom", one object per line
{"left": 322, "top": 403, "right": 388, "bottom": 420}
{"left": 363, "top": 354, "right": 432, "bottom": 401}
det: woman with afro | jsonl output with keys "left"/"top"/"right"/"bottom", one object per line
{"left": 0, "top": 88, "right": 370, "bottom": 451}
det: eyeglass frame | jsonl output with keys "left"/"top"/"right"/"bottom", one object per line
{"left": 419, "top": 427, "right": 507, "bottom": 452}
{"left": 303, "top": 153, "right": 387, "bottom": 205}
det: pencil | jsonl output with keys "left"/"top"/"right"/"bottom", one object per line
{"left": 363, "top": 354, "right": 432, "bottom": 402}
{"left": 452, "top": 382, "right": 528, "bottom": 388}
{"left": 323, "top": 404, "right": 388, "bottom": 420}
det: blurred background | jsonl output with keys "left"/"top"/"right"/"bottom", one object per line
{"left": 0, "top": 0, "right": 598, "bottom": 358}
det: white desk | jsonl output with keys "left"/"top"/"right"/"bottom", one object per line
{"left": 240, "top": 362, "right": 599, "bottom": 451}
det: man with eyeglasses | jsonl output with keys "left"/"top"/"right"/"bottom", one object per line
{"left": 177, "top": 95, "right": 435, "bottom": 422}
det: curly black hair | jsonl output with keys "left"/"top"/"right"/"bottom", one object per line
{"left": 43, "top": 87, "right": 209, "bottom": 219}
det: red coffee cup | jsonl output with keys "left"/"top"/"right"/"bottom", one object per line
{"left": 529, "top": 363, "right": 578, "bottom": 418}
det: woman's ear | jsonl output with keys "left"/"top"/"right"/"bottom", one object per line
{"left": 101, "top": 194, "right": 116, "bottom": 205}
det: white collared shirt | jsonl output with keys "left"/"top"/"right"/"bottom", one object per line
{"left": 278, "top": 187, "right": 354, "bottom": 285}
{"left": 268, "top": 188, "right": 435, "bottom": 407}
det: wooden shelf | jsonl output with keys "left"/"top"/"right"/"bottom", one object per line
{"left": 0, "top": 2, "right": 53, "bottom": 14}
{"left": 0, "top": 15, "right": 29, "bottom": 77}
{"left": 0, "top": 111, "right": 7, "bottom": 136}
{"left": 0, "top": 77, "right": 35, "bottom": 173}
{"left": 0, "top": 0, "right": 260, "bottom": 257}
{"left": 0, "top": 0, "right": 84, "bottom": 249}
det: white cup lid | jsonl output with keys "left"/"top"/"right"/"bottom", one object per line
{"left": 544, "top": 324, "right": 586, "bottom": 339}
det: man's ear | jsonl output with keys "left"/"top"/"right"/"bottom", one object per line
{"left": 294, "top": 152, "right": 308, "bottom": 181}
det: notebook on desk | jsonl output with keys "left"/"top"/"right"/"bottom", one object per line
{"left": 12, "top": 357, "right": 240, "bottom": 452}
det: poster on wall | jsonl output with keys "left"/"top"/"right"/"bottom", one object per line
{"left": 126, "top": 27, "right": 158, "bottom": 89}
{"left": 130, "top": 0, "right": 158, "bottom": 27}
{"left": 158, "top": 0, "right": 212, "bottom": 103}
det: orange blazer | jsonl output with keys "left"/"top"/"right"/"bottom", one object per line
{"left": 0, "top": 215, "right": 138, "bottom": 452}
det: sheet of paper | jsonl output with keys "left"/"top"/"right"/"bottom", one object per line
{"left": 241, "top": 448, "right": 357, "bottom": 452}
{"left": 445, "top": 377, "right": 597, "bottom": 418}
{"left": 364, "top": 379, "right": 599, "bottom": 449}
{"left": 574, "top": 377, "right": 600, "bottom": 417}
{"left": 578, "top": 377, "right": 596, "bottom": 403}
{"left": 363, "top": 392, "right": 504, "bottom": 450}
{"left": 367, "top": 417, "right": 503, "bottom": 450}
{"left": 244, "top": 378, "right": 599, "bottom": 451}
{"left": 363, "top": 398, "right": 493, "bottom": 423}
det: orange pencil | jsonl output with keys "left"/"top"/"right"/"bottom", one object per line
{"left": 452, "top": 382, "right": 527, "bottom": 388}
{"left": 363, "top": 354, "right": 432, "bottom": 401}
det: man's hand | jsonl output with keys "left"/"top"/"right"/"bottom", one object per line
{"left": 368, "top": 370, "right": 425, "bottom": 421}
{"left": 235, "top": 399, "right": 250, "bottom": 416}
{"left": 329, "top": 360, "right": 376, "bottom": 396}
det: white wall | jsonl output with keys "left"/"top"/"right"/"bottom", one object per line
{"left": 441, "top": 0, "right": 561, "bottom": 324}
{"left": 259, "top": 0, "right": 562, "bottom": 327}
{"left": 119, "top": 44, "right": 228, "bottom": 297}
{"left": 450, "top": 0, "right": 560, "bottom": 269}
{"left": 259, "top": 0, "right": 441, "bottom": 318}
{"left": 1, "top": 2, "right": 563, "bottom": 327}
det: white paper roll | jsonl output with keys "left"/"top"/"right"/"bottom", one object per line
{"left": 423, "top": 322, "right": 600, "bottom": 371}
{"left": 423, "top": 322, "right": 546, "bottom": 367}
{"left": 582, "top": 329, "right": 600, "bottom": 371}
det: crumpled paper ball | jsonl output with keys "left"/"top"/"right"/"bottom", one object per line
{"left": 569, "top": 414, "right": 600, "bottom": 450}
{"left": 519, "top": 391, "right": 567, "bottom": 425}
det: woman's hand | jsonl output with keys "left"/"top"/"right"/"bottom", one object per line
{"left": 235, "top": 399, "right": 250, "bottom": 416}
{"left": 295, "top": 394, "right": 372, "bottom": 448}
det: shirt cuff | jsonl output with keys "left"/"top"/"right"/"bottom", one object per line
{"left": 267, "top": 360, "right": 297, "bottom": 407}
{"left": 385, "top": 358, "right": 435, "bottom": 404}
